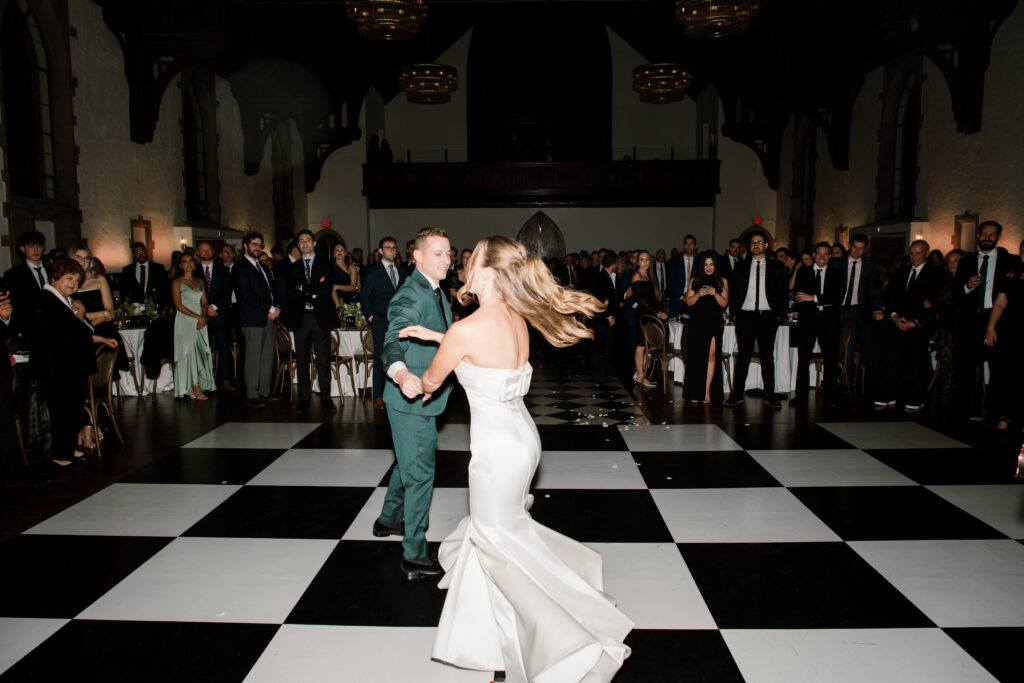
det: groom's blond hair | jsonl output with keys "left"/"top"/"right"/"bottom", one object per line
{"left": 414, "top": 226, "right": 449, "bottom": 250}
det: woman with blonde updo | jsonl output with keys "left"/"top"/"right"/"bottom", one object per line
{"left": 400, "top": 235, "right": 633, "bottom": 683}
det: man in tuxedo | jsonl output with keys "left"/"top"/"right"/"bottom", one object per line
{"left": 831, "top": 233, "right": 884, "bottom": 383}
{"left": 667, "top": 234, "right": 698, "bottom": 317}
{"left": 3, "top": 230, "right": 50, "bottom": 352}
{"left": 562, "top": 252, "right": 579, "bottom": 288}
{"left": 587, "top": 251, "right": 620, "bottom": 383}
{"left": 283, "top": 230, "right": 338, "bottom": 413}
{"left": 120, "top": 242, "right": 170, "bottom": 307}
{"left": 376, "top": 226, "right": 454, "bottom": 580}
{"left": 791, "top": 242, "right": 844, "bottom": 407}
{"left": 273, "top": 239, "right": 299, "bottom": 282}
{"left": 233, "top": 232, "right": 281, "bottom": 406}
{"left": 653, "top": 249, "right": 669, "bottom": 293}
{"left": 721, "top": 239, "right": 744, "bottom": 279}
{"left": 725, "top": 229, "right": 789, "bottom": 408}
{"left": 0, "top": 293, "right": 44, "bottom": 485}
{"left": 872, "top": 240, "right": 941, "bottom": 411}
{"left": 953, "top": 220, "right": 1014, "bottom": 418}
{"left": 360, "top": 236, "right": 406, "bottom": 411}
{"left": 195, "top": 242, "right": 235, "bottom": 391}
{"left": 404, "top": 239, "right": 417, "bottom": 275}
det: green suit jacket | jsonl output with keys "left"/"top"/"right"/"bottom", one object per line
{"left": 382, "top": 269, "right": 454, "bottom": 416}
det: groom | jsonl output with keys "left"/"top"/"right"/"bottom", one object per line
{"left": 374, "top": 226, "right": 454, "bottom": 580}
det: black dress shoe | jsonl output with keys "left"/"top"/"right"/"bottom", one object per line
{"left": 764, "top": 397, "right": 783, "bottom": 409}
{"left": 723, "top": 394, "right": 744, "bottom": 406}
{"left": 400, "top": 555, "right": 443, "bottom": 581}
{"left": 247, "top": 398, "right": 265, "bottom": 407}
{"left": 372, "top": 519, "right": 404, "bottom": 537}
{"left": 259, "top": 395, "right": 281, "bottom": 403}
{"left": 321, "top": 398, "right": 337, "bottom": 413}
{"left": 295, "top": 400, "right": 310, "bottom": 413}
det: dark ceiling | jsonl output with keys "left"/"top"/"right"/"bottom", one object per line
{"left": 93, "top": 0, "right": 1018, "bottom": 189}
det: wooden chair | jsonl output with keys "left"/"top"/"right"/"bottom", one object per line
{"left": 85, "top": 346, "right": 125, "bottom": 457}
{"left": 273, "top": 322, "right": 297, "bottom": 399}
{"left": 114, "top": 351, "right": 142, "bottom": 397}
{"left": 837, "top": 324, "right": 865, "bottom": 390}
{"left": 639, "top": 315, "right": 677, "bottom": 387}
{"left": 354, "top": 323, "right": 375, "bottom": 398}
{"left": 331, "top": 329, "right": 358, "bottom": 400}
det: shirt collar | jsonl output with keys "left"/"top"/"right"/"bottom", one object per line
{"left": 43, "top": 284, "right": 73, "bottom": 310}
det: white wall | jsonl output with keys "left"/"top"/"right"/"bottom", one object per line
{"left": 714, "top": 101, "right": 777, "bottom": 250}
{"left": 216, "top": 75, "right": 275, "bottom": 234}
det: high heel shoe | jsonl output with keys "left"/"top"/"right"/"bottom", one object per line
{"left": 191, "top": 385, "right": 209, "bottom": 401}
{"left": 77, "top": 428, "right": 96, "bottom": 450}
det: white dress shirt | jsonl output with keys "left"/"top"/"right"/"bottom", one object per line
{"left": 741, "top": 257, "right": 770, "bottom": 311}
{"left": 28, "top": 260, "right": 49, "bottom": 288}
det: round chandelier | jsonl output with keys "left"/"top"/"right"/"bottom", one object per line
{"left": 632, "top": 63, "right": 692, "bottom": 103}
{"left": 675, "top": 1, "right": 760, "bottom": 39}
{"left": 398, "top": 63, "right": 457, "bottom": 104}
{"left": 345, "top": 0, "right": 428, "bottom": 40}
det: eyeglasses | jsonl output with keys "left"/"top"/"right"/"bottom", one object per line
{"left": 248, "top": 242, "right": 264, "bottom": 248}
{"left": 749, "top": 241, "right": 766, "bottom": 246}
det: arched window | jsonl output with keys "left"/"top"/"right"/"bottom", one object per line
{"left": 891, "top": 74, "right": 921, "bottom": 218}
{"left": 1, "top": 0, "right": 55, "bottom": 199}
{"left": 181, "top": 68, "right": 220, "bottom": 223}
{"left": 788, "top": 113, "right": 817, "bottom": 249}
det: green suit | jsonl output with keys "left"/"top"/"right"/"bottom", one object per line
{"left": 379, "top": 269, "right": 454, "bottom": 561}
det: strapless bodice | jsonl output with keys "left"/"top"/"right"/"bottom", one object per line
{"left": 455, "top": 360, "right": 532, "bottom": 404}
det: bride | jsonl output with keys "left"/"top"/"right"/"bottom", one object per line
{"left": 400, "top": 236, "right": 633, "bottom": 683}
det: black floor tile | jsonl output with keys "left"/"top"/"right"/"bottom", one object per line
{"left": 943, "top": 627, "right": 1024, "bottom": 683}
{"left": 537, "top": 424, "right": 628, "bottom": 451}
{"left": 0, "top": 535, "right": 171, "bottom": 618}
{"left": 292, "top": 422, "right": 394, "bottom": 450}
{"left": 183, "top": 486, "right": 374, "bottom": 539}
{"left": 0, "top": 619, "right": 278, "bottom": 683}
{"left": 286, "top": 540, "right": 447, "bottom": 626}
{"left": 865, "top": 448, "right": 1024, "bottom": 485}
{"left": 529, "top": 489, "right": 672, "bottom": 542}
{"left": 789, "top": 486, "right": 1007, "bottom": 541}
{"left": 633, "top": 451, "right": 781, "bottom": 488}
{"left": 613, "top": 629, "right": 744, "bottom": 683}
{"left": 118, "top": 448, "right": 286, "bottom": 485}
{"left": 379, "top": 451, "right": 471, "bottom": 488}
{"left": 718, "top": 422, "right": 854, "bottom": 450}
{"left": 678, "top": 542, "right": 934, "bottom": 629}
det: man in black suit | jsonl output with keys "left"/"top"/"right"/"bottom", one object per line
{"left": 0, "top": 293, "right": 44, "bottom": 485}
{"left": 360, "top": 236, "right": 405, "bottom": 410}
{"left": 830, "top": 233, "right": 884, "bottom": 383}
{"left": 233, "top": 232, "right": 281, "bottom": 406}
{"left": 720, "top": 239, "right": 744, "bottom": 279}
{"left": 587, "top": 251, "right": 620, "bottom": 383}
{"left": 284, "top": 230, "right": 338, "bottom": 413}
{"left": 953, "top": 220, "right": 1014, "bottom": 418}
{"left": 791, "top": 242, "right": 844, "bottom": 407}
{"left": 652, "top": 249, "right": 669, "bottom": 293}
{"left": 667, "top": 234, "right": 698, "bottom": 317}
{"left": 3, "top": 230, "right": 50, "bottom": 353}
{"left": 120, "top": 242, "right": 170, "bottom": 307}
{"left": 872, "top": 240, "right": 941, "bottom": 411}
{"left": 725, "top": 229, "right": 789, "bottom": 408}
{"left": 195, "top": 241, "right": 235, "bottom": 391}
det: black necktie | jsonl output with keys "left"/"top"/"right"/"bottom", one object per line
{"left": 139, "top": 265, "right": 146, "bottom": 290}
{"left": 34, "top": 266, "right": 45, "bottom": 288}
{"left": 434, "top": 287, "right": 448, "bottom": 330}
{"left": 979, "top": 255, "right": 989, "bottom": 311}
{"left": 304, "top": 258, "right": 311, "bottom": 283}
{"left": 907, "top": 268, "right": 917, "bottom": 291}
{"left": 843, "top": 261, "right": 856, "bottom": 307}
{"left": 816, "top": 268, "right": 823, "bottom": 298}
{"left": 754, "top": 261, "right": 761, "bottom": 312}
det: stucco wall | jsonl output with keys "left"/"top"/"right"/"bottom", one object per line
{"left": 715, "top": 101, "right": 778, "bottom": 250}
{"left": 215, "top": 75, "right": 275, "bottom": 235}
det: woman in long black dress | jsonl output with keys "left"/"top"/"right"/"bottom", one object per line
{"left": 630, "top": 251, "right": 667, "bottom": 386}
{"left": 683, "top": 251, "right": 729, "bottom": 404}
{"left": 985, "top": 239, "right": 1024, "bottom": 431}
{"left": 330, "top": 241, "right": 361, "bottom": 306}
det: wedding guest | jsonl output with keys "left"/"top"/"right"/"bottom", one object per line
{"left": 587, "top": 251, "right": 620, "bottom": 383}
{"left": 791, "top": 242, "right": 844, "bottom": 407}
{"left": 331, "top": 240, "right": 361, "bottom": 306}
{"left": 168, "top": 250, "right": 183, "bottom": 280}
{"left": 120, "top": 242, "right": 170, "bottom": 307}
{"left": 171, "top": 253, "right": 215, "bottom": 400}
{"left": 831, "top": 233, "right": 884, "bottom": 386}
{"left": 196, "top": 241, "right": 235, "bottom": 391}
{"left": 721, "top": 239, "right": 743, "bottom": 279}
{"left": 653, "top": 248, "right": 669, "bottom": 292}
{"left": 667, "top": 234, "right": 698, "bottom": 317}
{"left": 629, "top": 251, "right": 667, "bottom": 387}
{"left": 3, "top": 230, "right": 49, "bottom": 352}
{"left": 928, "top": 249, "right": 945, "bottom": 269}
{"left": 0, "top": 294, "right": 45, "bottom": 484}
{"left": 360, "top": 236, "right": 405, "bottom": 410}
{"left": 930, "top": 249, "right": 967, "bottom": 414}
{"left": 30, "top": 258, "right": 118, "bottom": 467}
{"left": 984, "top": 239, "right": 1024, "bottom": 430}
{"left": 71, "top": 246, "right": 129, "bottom": 385}
{"left": 449, "top": 248, "right": 478, "bottom": 318}
{"left": 683, "top": 251, "right": 728, "bottom": 403}
{"left": 234, "top": 233, "right": 281, "bottom": 406}
{"left": 831, "top": 243, "right": 847, "bottom": 259}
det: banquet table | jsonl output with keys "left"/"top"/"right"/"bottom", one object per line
{"left": 667, "top": 320, "right": 821, "bottom": 393}
{"left": 116, "top": 327, "right": 173, "bottom": 396}
{"left": 291, "top": 328, "right": 367, "bottom": 397}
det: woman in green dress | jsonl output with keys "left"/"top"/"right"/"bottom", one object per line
{"left": 172, "top": 252, "right": 215, "bottom": 400}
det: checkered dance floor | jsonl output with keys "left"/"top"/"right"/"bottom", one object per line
{"left": 2, "top": 419, "right": 1022, "bottom": 681}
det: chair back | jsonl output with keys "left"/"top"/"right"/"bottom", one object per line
{"left": 92, "top": 346, "right": 117, "bottom": 391}
{"left": 275, "top": 323, "right": 293, "bottom": 356}
{"left": 330, "top": 329, "right": 341, "bottom": 357}
{"left": 838, "top": 324, "right": 855, "bottom": 359}
{"left": 640, "top": 315, "right": 666, "bottom": 351}
{"left": 360, "top": 324, "right": 374, "bottom": 357}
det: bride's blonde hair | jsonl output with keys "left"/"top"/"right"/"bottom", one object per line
{"left": 458, "top": 236, "right": 604, "bottom": 347}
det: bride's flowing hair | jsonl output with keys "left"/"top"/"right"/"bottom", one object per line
{"left": 458, "top": 236, "right": 605, "bottom": 348}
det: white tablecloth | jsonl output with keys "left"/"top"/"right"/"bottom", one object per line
{"left": 667, "top": 321, "right": 819, "bottom": 393}
{"left": 291, "top": 329, "right": 367, "bottom": 397}
{"left": 117, "top": 327, "right": 173, "bottom": 395}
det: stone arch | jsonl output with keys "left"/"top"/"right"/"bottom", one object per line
{"left": 516, "top": 211, "right": 566, "bottom": 260}
{"left": 739, "top": 224, "right": 775, "bottom": 251}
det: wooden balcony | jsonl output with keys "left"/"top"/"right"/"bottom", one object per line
{"left": 362, "top": 160, "right": 720, "bottom": 209}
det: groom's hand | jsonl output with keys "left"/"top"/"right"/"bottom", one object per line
{"left": 395, "top": 369, "right": 424, "bottom": 399}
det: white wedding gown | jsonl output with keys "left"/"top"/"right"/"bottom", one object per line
{"left": 432, "top": 361, "right": 633, "bottom": 683}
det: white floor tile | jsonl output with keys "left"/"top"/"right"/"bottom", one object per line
{"left": 590, "top": 543, "right": 716, "bottom": 629}
{"left": 617, "top": 424, "right": 743, "bottom": 452}
{"left": 77, "top": 537, "right": 338, "bottom": 623}
{"left": 246, "top": 449, "right": 395, "bottom": 487}
{"left": 182, "top": 422, "right": 320, "bottom": 449}
{"left": 0, "top": 618, "right": 68, "bottom": 675}
{"left": 721, "top": 628, "right": 996, "bottom": 683}
{"left": 244, "top": 625, "right": 482, "bottom": 682}
{"left": 850, "top": 539, "right": 1024, "bottom": 627}
{"left": 437, "top": 423, "right": 471, "bottom": 451}
{"left": 23, "top": 483, "right": 240, "bottom": 537}
{"left": 819, "top": 422, "right": 970, "bottom": 450}
{"left": 532, "top": 416, "right": 569, "bottom": 425}
{"left": 342, "top": 488, "right": 469, "bottom": 542}
{"left": 533, "top": 451, "right": 646, "bottom": 489}
{"left": 927, "top": 485, "right": 1024, "bottom": 539}
{"left": 650, "top": 488, "right": 841, "bottom": 543}
{"left": 747, "top": 449, "right": 918, "bottom": 487}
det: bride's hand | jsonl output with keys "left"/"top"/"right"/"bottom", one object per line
{"left": 400, "top": 325, "right": 443, "bottom": 344}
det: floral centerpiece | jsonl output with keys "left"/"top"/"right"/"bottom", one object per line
{"left": 338, "top": 302, "right": 362, "bottom": 329}
{"left": 117, "top": 295, "right": 160, "bottom": 328}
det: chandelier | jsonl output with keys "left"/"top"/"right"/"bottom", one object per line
{"left": 345, "top": 0, "right": 428, "bottom": 40}
{"left": 675, "top": 1, "right": 760, "bottom": 39}
{"left": 632, "top": 63, "right": 692, "bottom": 103}
{"left": 398, "top": 63, "right": 457, "bottom": 104}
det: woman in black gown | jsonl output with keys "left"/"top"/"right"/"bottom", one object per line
{"left": 683, "top": 251, "right": 729, "bottom": 404}
{"left": 71, "top": 247, "right": 129, "bottom": 412}
{"left": 630, "top": 251, "right": 667, "bottom": 386}
{"left": 331, "top": 241, "right": 361, "bottom": 306}
{"left": 985, "top": 239, "right": 1024, "bottom": 431}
